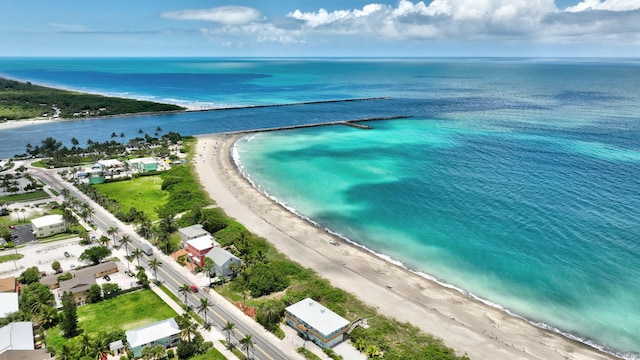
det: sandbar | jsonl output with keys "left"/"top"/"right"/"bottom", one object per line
{"left": 194, "top": 132, "right": 617, "bottom": 360}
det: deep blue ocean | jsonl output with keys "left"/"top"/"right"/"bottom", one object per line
{"left": 1, "top": 58, "right": 639, "bottom": 358}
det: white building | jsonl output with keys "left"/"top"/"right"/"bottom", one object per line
{"left": 285, "top": 298, "right": 350, "bottom": 349}
{"left": 125, "top": 318, "right": 181, "bottom": 357}
{"left": 0, "top": 293, "right": 18, "bottom": 318}
{"left": 0, "top": 322, "right": 34, "bottom": 352}
{"left": 178, "top": 224, "right": 210, "bottom": 244}
{"left": 97, "top": 159, "right": 123, "bottom": 169}
{"left": 30, "top": 215, "right": 66, "bottom": 238}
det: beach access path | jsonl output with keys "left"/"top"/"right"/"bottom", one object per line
{"left": 194, "top": 132, "right": 617, "bottom": 360}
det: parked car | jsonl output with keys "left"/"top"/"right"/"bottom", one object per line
{"left": 0, "top": 209, "right": 9, "bottom": 216}
{"left": 8, "top": 225, "right": 15, "bottom": 229}
{"left": 64, "top": 251, "right": 70, "bottom": 258}
{"left": 189, "top": 285, "right": 198, "bottom": 293}
{"left": 70, "top": 264, "right": 76, "bottom": 270}
{"left": 103, "top": 275, "right": 111, "bottom": 281}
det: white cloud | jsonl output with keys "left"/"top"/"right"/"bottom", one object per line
{"left": 162, "top": 6, "right": 261, "bottom": 25}
{"left": 564, "top": 0, "right": 640, "bottom": 12}
{"left": 162, "top": 1, "right": 640, "bottom": 51}
{"left": 283, "top": 0, "right": 640, "bottom": 44}
{"left": 50, "top": 22, "right": 89, "bottom": 32}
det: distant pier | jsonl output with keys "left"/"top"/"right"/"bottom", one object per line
{"left": 225, "top": 115, "right": 411, "bottom": 135}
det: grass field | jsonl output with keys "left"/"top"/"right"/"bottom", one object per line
{"left": 46, "top": 289, "right": 178, "bottom": 353}
{"left": 191, "top": 347, "right": 228, "bottom": 360}
{"left": 0, "top": 253, "right": 23, "bottom": 263}
{"left": 94, "top": 176, "right": 167, "bottom": 221}
{"left": 0, "top": 190, "right": 49, "bottom": 203}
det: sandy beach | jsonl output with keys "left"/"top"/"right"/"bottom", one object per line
{"left": 0, "top": 118, "right": 59, "bottom": 131}
{"left": 194, "top": 132, "right": 617, "bottom": 360}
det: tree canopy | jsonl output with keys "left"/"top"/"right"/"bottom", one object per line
{"left": 79, "top": 246, "right": 112, "bottom": 265}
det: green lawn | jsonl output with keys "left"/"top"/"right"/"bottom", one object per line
{"left": 191, "top": 347, "right": 228, "bottom": 360}
{"left": 0, "top": 253, "right": 23, "bottom": 263}
{"left": 46, "top": 289, "right": 178, "bottom": 353}
{"left": 78, "top": 289, "right": 178, "bottom": 333}
{"left": 0, "top": 190, "right": 49, "bottom": 203}
{"left": 94, "top": 176, "right": 167, "bottom": 221}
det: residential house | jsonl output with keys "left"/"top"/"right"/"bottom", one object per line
{"left": 75, "top": 261, "right": 118, "bottom": 278}
{"left": 31, "top": 215, "right": 66, "bottom": 238}
{"left": 178, "top": 224, "right": 210, "bottom": 244}
{"left": 58, "top": 275, "right": 95, "bottom": 305}
{"left": 185, "top": 236, "right": 216, "bottom": 267}
{"left": 204, "top": 247, "right": 241, "bottom": 278}
{"left": 128, "top": 157, "right": 158, "bottom": 173}
{"left": 0, "top": 277, "right": 16, "bottom": 293}
{"left": 284, "top": 298, "right": 350, "bottom": 349}
{"left": 38, "top": 275, "right": 60, "bottom": 290}
{"left": 97, "top": 159, "right": 123, "bottom": 169}
{"left": 39, "top": 262, "right": 118, "bottom": 292}
{"left": 125, "top": 318, "right": 180, "bottom": 357}
{"left": 0, "top": 293, "right": 18, "bottom": 318}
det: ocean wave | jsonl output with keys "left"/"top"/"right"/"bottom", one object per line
{"left": 232, "top": 135, "right": 635, "bottom": 360}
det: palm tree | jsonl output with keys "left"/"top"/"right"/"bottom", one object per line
{"left": 222, "top": 321, "right": 235, "bottom": 348}
{"left": 120, "top": 235, "right": 132, "bottom": 257}
{"left": 149, "top": 258, "right": 162, "bottom": 281}
{"left": 98, "top": 235, "right": 111, "bottom": 249}
{"left": 131, "top": 248, "right": 143, "bottom": 267}
{"left": 240, "top": 334, "right": 254, "bottom": 359}
{"left": 204, "top": 257, "right": 216, "bottom": 288}
{"left": 198, "top": 298, "right": 212, "bottom": 326}
{"left": 178, "top": 284, "right": 191, "bottom": 309}
{"left": 179, "top": 317, "right": 198, "bottom": 342}
{"left": 57, "top": 343, "right": 74, "bottom": 360}
{"left": 107, "top": 226, "right": 119, "bottom": 247}
{"left": 76, "top": 333, "right": 93, "bottom": 358}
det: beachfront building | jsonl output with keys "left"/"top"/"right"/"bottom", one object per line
{"left": 30, "top": 215, "right": 66, "bottom": 238}
{"left": 185, "top": 236, "right": 216, "bottom": 267}
{"left": 204, "top": 247, "right": 241, "bottom": 278}
{"left": 128, "top": 157, "right": 158, "bottom": 173}
{"left": 178, "top": 224, "right": 210, "bottom": 244}
{"left": 125, "top": 318, "right": 181, "bottom": 358}
{"left": 97, "top": 159, "right": 123, "bottom": 169}
{"left": 284, "top": 298, "right": 350, "bottom": 349}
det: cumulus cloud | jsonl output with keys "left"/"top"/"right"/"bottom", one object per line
{"left": 162, "top": 1, "right": 640, "bottom": 49}
{"left": 564, "top": 0, "right": 640, "bottom": 12}
{"left": 162, "top": 6, "right": 261, "bottom": 25}
{"left": 283, "top": 0, "right": 640, "bottom": 43}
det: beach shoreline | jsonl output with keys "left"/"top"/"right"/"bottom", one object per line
{"left": 194, "top": 132, "right": 619, "bottom": 360}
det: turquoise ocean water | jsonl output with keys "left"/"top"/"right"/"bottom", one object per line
{"left": 1, "top": 58, "right": 639, "bottom": 357}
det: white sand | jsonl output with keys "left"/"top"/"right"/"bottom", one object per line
{"left": 194, "top": 133, "right": 617, "bottom": 360}
{"left": 0, "top": 118, "right": 59, "bottom": 130}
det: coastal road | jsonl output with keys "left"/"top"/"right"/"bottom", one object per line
{"left": 28, "top": 164, "right": 298, "bottom": 360}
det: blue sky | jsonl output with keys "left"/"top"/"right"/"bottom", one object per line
{"left": 1, "top": 0, "right": 639, "bottom": 57}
